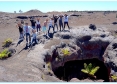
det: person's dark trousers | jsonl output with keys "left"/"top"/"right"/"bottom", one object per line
{"left": 37, "top": 24, "right": 41, "bottom": 32}
{"left": 37, "top": 27, "right": 40, "bottom": 32}
{"left": 54, "top": 23, "right": 58, "bottom": 31}
{"left": 59, "top": 22, "right": 63, "bottom": 31}
{"left": 48, "top": 25, "right": 54, "bottom": 34}
{"left": 16, "top": 39, "right": 24, "bottom": 47}
{"left": 32, "top": 26, "right": 35, "bottom": 29}
{"left": 26, "top": 33, "right": 31, "bottom": 43}
{"left": 64, "top": 22, "right": 70, "bottom": 30}
{"left": 19, "top": 32, "right": 24, "bottom": 39}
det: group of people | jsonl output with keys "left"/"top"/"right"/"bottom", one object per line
{"left": 16, "top": 13, "right": 72, "bottom": 48}
{"left": 16, "top": 21, "right": 38, "bottom": 48}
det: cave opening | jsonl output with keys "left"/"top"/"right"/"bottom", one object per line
{"left": 53, "top": 58, "right": 109, "bottom": 82}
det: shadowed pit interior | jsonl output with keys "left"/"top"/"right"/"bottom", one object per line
{"left": 53, "top": 58, "right": 109, "bottom": 82}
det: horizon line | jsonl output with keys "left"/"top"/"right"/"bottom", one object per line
{"left": 1, "top": 9, "right": 117, "bottom": 13}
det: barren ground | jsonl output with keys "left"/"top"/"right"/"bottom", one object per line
{"left": 0, "top": 10, "right": 117, "bottom": 82}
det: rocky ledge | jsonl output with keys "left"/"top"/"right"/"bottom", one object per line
{"left": 44, "top": 25, "right": 117, "bottom": 82}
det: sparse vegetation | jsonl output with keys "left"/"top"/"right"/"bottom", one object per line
{"left": 81, "top": 63, "right": 100, "bottom": 78}
{"left": 47, "top": 62, "right": 51, "bottom": 70}
{"left": 61, "top": 48, "right": 71, "bottom": 56}
{"left": 46, "top": 62, "right": 54, "bottom": 76}
{"left": 111, "top": 75, "right": 117, "bottom": 81}
{"left": 0, "top": 49, "right": 11, "bottom": 59}
{"left": 41, "top": 74, "right": 44, "bottom": 79}
{"left": 2, "top": 38, "right": 12, "bottom": 48}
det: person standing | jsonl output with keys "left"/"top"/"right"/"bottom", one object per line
{"left": 30, "top": 17, "right": 36, "bottom": 29}
{"left": 42, "top": 19, "right": 48, "bottom": 36}
{"left": 36, "top": 18, "right": 41, "bottom": 32}
{"left": 63, "top": 13, "right": 73, "bottom": 30}
{"left": 48, "top": 17, "right": 54, "bottom": 34}
{"left": 16, "top": 21, "right": 25, "bottom": 47}
{"left": 23, "top": 23, "right": 32, "bottom": 47}
{"left": 53, "top": 14, "right": 59, "bottom": 31}
{"left": 16, "top": 22, "right": 24, "bottom": 40}
{"left": 59, "top": 15, "right": 64, "bottom": 31}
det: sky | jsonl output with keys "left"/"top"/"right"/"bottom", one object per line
{"left": 0, "top": 1, "right": 117, "bottom": 13}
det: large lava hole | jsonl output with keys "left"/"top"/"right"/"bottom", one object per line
{"left": 53, "top": 58, "right": 109, "bottom": 82}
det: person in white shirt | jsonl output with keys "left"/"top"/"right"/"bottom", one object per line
{"left": 63, "top": 14, "right": 72, "bottom": 31}
{"left": 48, "top": 17, "right": 54, "bottom": 34}
{"left": 23, "top": 23, "right": 32, "bottom": 46}
{"left": 36, "top": 18, "right": 41, "bottom": 32}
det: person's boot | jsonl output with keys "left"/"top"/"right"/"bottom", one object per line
{"left": 63, "top": 28, "right": 65, "bottom": 31}
{"left": 28, "top": 42, "right": 31, "bottom": 48}
{"left": 25, "top": 42, "right": 29, "bottom": 49}
{"left": 36, "top": 40, "right": 39, "bottom": 44}
{"left": 60, "top": 27, "right": 61, "bottom": 31}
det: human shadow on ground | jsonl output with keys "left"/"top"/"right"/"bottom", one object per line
{"left": 17, "top": 44, "right": 29, "bottom": 54}
{"left": 16, "top": 39, "right": 24, "bottom": 47}
{"left": 18, "top": 42, "right": 39, "bottom": 53}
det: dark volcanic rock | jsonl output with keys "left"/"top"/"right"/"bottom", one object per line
{"left": 49, "top": 26, "right": 115, "bottom": 70}
{"left": 89, "top": 24, "right": 96, "bottom": 30}
{"left": 71, "top": 14, "right": 81, "bottom": 17}
{"left": 16, "top": 16, "right": 28, "bottom": 19}
{"left": 43, "top": 15, "right": 48, "bottom": 17}
{"left": 51, "top": 43, "right": 82, "bottom": 70}
{"left": 54, "top": 32, "right": 72, "bottom": 39}
{"left": 103, "top": 39, "right": 117, "bottom": 74}
{"left": 87, "top": 12, "right": 93, "bottom": 13}
{"left": 112, "top": 22, "right": 117, "bottom": 25}
{"left": 45, "top": 26, "right": 117, "bottom": 81}
{"left": 8, "top": 48, "right": 16, "bottom": 56}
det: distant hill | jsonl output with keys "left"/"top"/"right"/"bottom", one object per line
{"left": 25, "top": 9, "right": 43, "bottom": 14}
{"left": 22, "top": 9, "right": 44, "bottom": 16}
